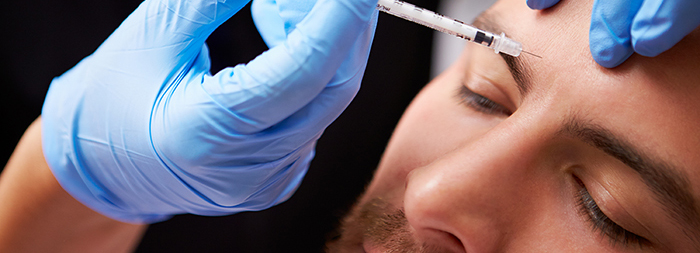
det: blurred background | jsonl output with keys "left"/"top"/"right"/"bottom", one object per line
{"left": 0, "top": 0, "right": 492, "bottom": 251}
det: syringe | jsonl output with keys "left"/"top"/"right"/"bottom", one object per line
{"left": 376, "top": 0, "right": 526, "bottom": 57}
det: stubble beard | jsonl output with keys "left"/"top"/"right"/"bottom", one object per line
{"left": 325, "top": 197, "right": 449, "bottom": 253}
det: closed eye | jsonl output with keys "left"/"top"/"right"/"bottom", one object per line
{"left": 456, "top": 85, "right": 512, "bottom": 116}
{"left": 573, "top": 176, "right": 650, "bottom": 249}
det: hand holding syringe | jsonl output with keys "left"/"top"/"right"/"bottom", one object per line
{"left": 377, "top": 0, "right": 539, "bottom": 58}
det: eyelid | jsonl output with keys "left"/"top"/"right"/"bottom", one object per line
{"left": 456, "top": 85, "right": 512, "bottom": 116}
{"left": 572, "top": 171, "right": 660, "bottom": 246}
{"left": 464, "top": 47, "right": 522, "bottom": 109}
{"left": 463, "top": 75, "right": 517, "bottom": 112}
{"left": 573, "top": 167, "right": 661, "bottom": 243}
{"left": 572, "top": 176, "right": 650, "bottom": 248}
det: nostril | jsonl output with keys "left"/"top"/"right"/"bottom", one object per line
{"left": 412, "top": 227, "right": 467, "bottom": 253}
{"left": 443, "top": 231, "right": 467, "bottom": 253}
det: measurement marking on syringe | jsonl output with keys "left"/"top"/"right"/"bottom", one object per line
{"left": 376, "top": 0, "right": 527, "bottom": 57}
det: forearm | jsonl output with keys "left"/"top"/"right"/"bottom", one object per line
{"left": 0, "top": 117, "right": 147, "bottom": 253}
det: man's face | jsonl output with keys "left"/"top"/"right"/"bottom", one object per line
{"left": 327, "top": 0, "right": 700, "bottom": 252}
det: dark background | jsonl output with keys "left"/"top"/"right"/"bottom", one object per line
{"left": 0, "top": 0, "right": 437, "bottom": 251}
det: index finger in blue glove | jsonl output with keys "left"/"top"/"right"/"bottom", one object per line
{"left": 526, "top": 0, "right": 560, "bottom": 10}
{"left": 589, "top": 0, "right": 644, "bottom": 68}
{"left": 199, "top": 0, "right": 377, "bottom": 134}
{"left": 631, "top": 0, "right": 700, "bottom": 57}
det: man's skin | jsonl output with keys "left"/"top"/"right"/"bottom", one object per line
{"left": 327, "top": 0, "right": 700, "bottom": 252}
{"left": 1, "top": 0, "right": 699, "bottom": 252}
{"left": 0, "top": 119, "right": 147, "bottom": 252}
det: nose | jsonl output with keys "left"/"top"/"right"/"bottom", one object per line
{"left": 402, "top": 121, "right": 546, "bottom": 252}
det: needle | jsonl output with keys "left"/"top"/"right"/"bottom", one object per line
{"left": 522, "top": 50, "right": 542, "bottom": 59}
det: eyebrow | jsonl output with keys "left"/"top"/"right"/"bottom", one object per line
{"left": 472, "top": 13, "right": 533, "bottom": 96}
{"left": 564, "top": 118, "right": 700, "bottom": 243}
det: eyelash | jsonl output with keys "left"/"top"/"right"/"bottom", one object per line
{"left": 573, "top": 176, "right": 650, "bottom": 249}
{"left": 456, "top": 86, "right": 512, "bottom": 116}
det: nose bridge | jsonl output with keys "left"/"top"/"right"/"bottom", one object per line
{"left": 403, "top": 117, "right": 550, "bottom": 252}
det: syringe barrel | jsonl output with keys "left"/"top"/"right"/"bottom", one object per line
{"left": 376, "top": 0, "right": 523, "bottom": 57}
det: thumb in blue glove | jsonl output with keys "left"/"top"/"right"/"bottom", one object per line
{"left": 42, "top": 0, "right": 378, "bottom": 223}
{"left": 527, "top": 0, "right": 700, "bottom": 68}
{"left": 526, "top": 0, "right": 559, "bottom": 10}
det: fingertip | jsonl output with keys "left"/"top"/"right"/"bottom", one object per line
{"left": 588, "top": 0, "right": 639, "bottom": 68}
{"left": 590, "top": 24, "right": 635, "bottom": 68}
{"left": 631, "top": 36, "right": 667, "bottom": 57}
{"left": 628, "top": 3, "right": 674, "bottom": 57}
{"left": 526, "top": 0, "right": 559, "bottom": 10}
{"left": 590, "top": 41, "right": 634, "bottom": 68}
{"left": 630, "top": 15, "right": 696, "bottom": 57}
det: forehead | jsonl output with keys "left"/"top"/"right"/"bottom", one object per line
{"left": 484, "top": 0, "right": 700, "bottom": 202}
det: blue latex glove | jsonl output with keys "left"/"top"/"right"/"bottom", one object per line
{"left": 527, "top": 0, "right": 700, "bottom": 68}
{"left": 41, "top": 0, "right": 378, "bottom": 223}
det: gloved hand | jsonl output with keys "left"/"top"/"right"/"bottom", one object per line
{"left": 41, "top": 0, "right": 378, "bottom": 223}
{"left": 527, "top": 0, "right": 700, "bottom": 68}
